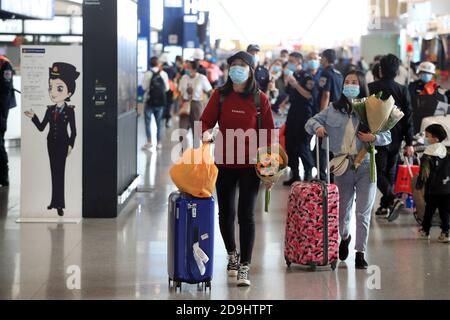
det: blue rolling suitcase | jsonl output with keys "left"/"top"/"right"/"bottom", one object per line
{"left": 168, "top": 191, "right": 215, "bottom": 291}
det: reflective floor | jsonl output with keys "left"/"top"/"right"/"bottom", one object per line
{"left": 0, "top": 117, "right": 449, "bottom": 300}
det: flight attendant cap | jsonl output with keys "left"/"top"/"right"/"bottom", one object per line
{"left": 49, "top": 62, "right": 80, "bottom": 80}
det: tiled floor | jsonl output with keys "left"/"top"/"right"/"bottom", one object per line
{"left": 0, "top": 118, "right": 449, "bottom": 300}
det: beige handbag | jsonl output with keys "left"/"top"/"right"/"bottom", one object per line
{"left": 329, "top": 154, "right": 349, "bottom": 177}
{"left": 178, "top": 100, "right": 191, "bottom": 117}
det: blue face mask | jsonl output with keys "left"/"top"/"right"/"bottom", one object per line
{"left": 271, "top": 65, "right": 282, "bottom": 73}
{"left": 342, "top": 84, "right": 360, "bottom": 99}
{"left": 308, "top": 59, "right": 320, "bottom": 70}
{"left": 421, "top": 73, "right": 433, "bottom": 83}
{"left": 229, "top": 66, "right": 249, "bottom": 84}
{"left": 424, "top": 137, "right": 431, "bottom": 146}
{"left": 287, "top": 63, "right": 298, "bottom": 73}
{"left": 284, "top": 69, "right": 294, "bottom": 77}
{"left": 185, "top": 69, "right": 191, "bottom": 77}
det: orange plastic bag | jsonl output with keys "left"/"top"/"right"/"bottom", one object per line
{"left": 169, "top": 144, "right": 218, "bottom": 198}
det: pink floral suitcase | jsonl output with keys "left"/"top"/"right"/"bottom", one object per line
{"left": 284, "top": 180, "right": 339, "bottom": 270}
{"left": 284, "top": 138, "right": 339, "bottom": 271}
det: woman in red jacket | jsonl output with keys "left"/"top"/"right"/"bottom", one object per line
{"left": 201, "top": 51, "right": 275, "bottom": 287}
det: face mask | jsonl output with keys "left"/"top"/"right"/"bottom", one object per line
{"left": 342, "top": 84, "right": 360, "bottom": 99}
{"left": 421, "top": 74, "right": 433, "bottom": 83}
{"left": 284, "top": 69, "right": 294, "bottom": 77}
{"left": 271, "top": 65, "right": 282, "bottom": 73}
{"left": 229, "top": 66, "right": 249, "bottom": 84}
{"left": 185, "top": 69, "right": 191, "bottom": 77}
{"left": 287, "top": 63, "right": 297, "bottom": 73}
{"left": 424, "top": 137, "right": 431, "bottom": 146}
{"left": 308, "top": 59, "right": 320, "bottom": 70}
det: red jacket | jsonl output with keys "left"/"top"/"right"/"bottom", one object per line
{"left": 201, "top": 90, "right": 275, "bottom": 169}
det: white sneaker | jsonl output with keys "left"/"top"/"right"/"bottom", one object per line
{"left": 141, "top": 143, "right": 153, "bottom": 150}
{"left": 437, "top": 232, "right": 450, "bottom": 243}
{"left": 418, "top": 229, "right": 430, "bottom": 240}
{"left": 156, "top": 143, "right": 162, "bottom": 150}
{"left": 237, "top": 265, "right": 251, "bottom": 287}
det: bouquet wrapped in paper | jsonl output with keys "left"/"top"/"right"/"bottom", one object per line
{"left": 352, "top": 92, "right": 404, "bottom": 182}
{"left": 255, "top": 144, "right": 288, "bottom": 212}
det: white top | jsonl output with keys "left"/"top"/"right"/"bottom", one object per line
{"left": 340, "top": 117, "right": 358, "bottom": 155}
{"left": 178, "top": 73, "right": 212, "bottom": 101}
{"left": 142, "top": 68, "right": 170, "bottom": 103}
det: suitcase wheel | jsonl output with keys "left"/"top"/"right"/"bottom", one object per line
{"left": 205, "top": 281, "right": 212, "bottom": 291}
{"left": 173, "top": 281, "right": 182, "bottom": 291}
{"left": 309, "top": 263, "right": 317, "bottom": 272}
{"left": 285, "top": 257, "right": 291, "bottom": 268}
{"left": 331, "top": 260, "right": 338, "bottom": 271}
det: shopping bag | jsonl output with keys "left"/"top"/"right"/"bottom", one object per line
{"left": 394, "top": 158, "right": 420, "bottom": 194}
{"left": 169, "top": 144, "right": 218, "bottom": 198}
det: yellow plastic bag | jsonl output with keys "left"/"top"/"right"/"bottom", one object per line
{"left": 169, "top": 144, "right": 218, "bottom": 198}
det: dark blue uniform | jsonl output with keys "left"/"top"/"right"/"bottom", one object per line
{"left": 0, "top": 58, "right": 15, "bottom": 186}
{"left": 316, "top": 65, "right": 343, "bottom": 181}
{"left": 285, "top": 71, "right": 315, "bottom": 180}
{"left": 318, "top": 65, "right": 343, "bottom": 107}
{"left": 32, "top": 104, "right": 76, "bottom": 209}
{"left": 255, "top": 65, "right": 270, "bottom": 93}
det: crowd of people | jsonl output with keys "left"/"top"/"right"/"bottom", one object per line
{"left": 139, "top": 45, "right": 450, "bottom": 286}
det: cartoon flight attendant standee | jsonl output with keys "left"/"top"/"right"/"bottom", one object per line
{"left": 24, "top": 62, "right": 80, "bottom": 217}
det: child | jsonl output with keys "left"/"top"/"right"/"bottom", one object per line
{"left": 416, "top": 124, "right": 450, "bottom": 242}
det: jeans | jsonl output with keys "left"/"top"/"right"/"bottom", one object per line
{"left": 335, "top": 159, "right": 377, "bottom": 253}
{"left": 422, "top": 194, "right": 450, "bottom": 234}
{"left": 376, "top": 146, "right": 399, "bottom": 209}
{"left": 144, "top": 105, "right": 164, "bottom": 143}
{"left": 216, "top": 167, "right": 261, "bottom": 265}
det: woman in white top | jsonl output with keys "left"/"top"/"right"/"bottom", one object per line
{"left": 178, "top": 60, "right": 212, "bottom": 150}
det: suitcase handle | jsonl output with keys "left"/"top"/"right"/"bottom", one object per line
{"left": 315, "top": 135, "right": 331, "bottom": 184}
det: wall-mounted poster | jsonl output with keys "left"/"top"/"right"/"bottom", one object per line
{"left": 19, "top": 45, "right": 82, "bottom": 223}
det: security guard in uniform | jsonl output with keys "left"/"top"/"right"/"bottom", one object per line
{"left": 0, "top": 55, "right": 16, "bottom": 187}
{"left": 316, "top": 49, "right": 344, "bottom": 181}
{"left": 247, "top": 44, "right": 270, "bottom": 93}
{"left": 25, "top": 62, "right": 79, "bottom": 216}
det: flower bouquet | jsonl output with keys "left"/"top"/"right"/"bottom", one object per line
{"left": 255, "top": 144, "right": 288, "bottom": 212}
{"left": 352, "top": 92, "right": 404, "bottom": 182}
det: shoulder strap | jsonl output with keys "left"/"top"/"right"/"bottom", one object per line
{"left": 254, "top": 90, "right": 262, "bottom": 130}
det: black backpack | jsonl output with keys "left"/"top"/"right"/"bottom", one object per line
{"left": 148, "top": 71, "right": 167, "bottom": 107}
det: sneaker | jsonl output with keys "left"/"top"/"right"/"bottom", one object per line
{"left": 283, "top": 177, "right": 300, "bottom": 187}
{"left": 375, "top": 207, "right": 386, "bottom": 216}
{"left": 418, "top": 229, "right": 430, "bottom": 240}
{"left": 339, "top": 235, "right": 351, "bottom": 261}
{"left": 237, "top": 265, "right": 251, "bottom": 287}
{"left": 387, "top": 200, "right": 404, "bottom": 222}
{"left": 156, "top": 143, "right": 162, "bottom": 150}
{"left": 437, "top": 232, "right": 450, "bottom": 243}
{"left": 227, "top": 251, "right": 240, "bottom": 277}
{"left": 141, "top": 143, "right": 153, "bottom": 150}
{"left": 355, "top": 252, "right": 368, "bottom": 270}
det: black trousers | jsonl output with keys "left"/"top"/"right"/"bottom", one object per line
{"left": 48, "top": 141, "right": 68, "bottom": 209}
{"left": 285, "top": 134, "right": 314, "bottom": 180}
{"left": 376, "top": 146, "right": 399, "bottom": 209}
{"left": 423, "top": 194, "right": 450, "bottom": 234}
{"left": 216, "top": 167, "right": 261, "bottom": 265}
{"left": 0, "top": 130, "right": 8, "bottom": 183}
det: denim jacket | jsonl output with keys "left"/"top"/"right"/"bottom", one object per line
{"left": 305, "top": 105, "right": 392, "bottom": 157}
